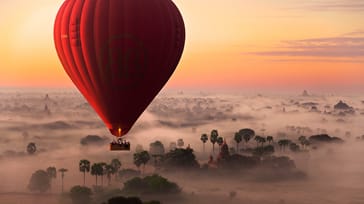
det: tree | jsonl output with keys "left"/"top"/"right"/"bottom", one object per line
{"left": 122, "top": 174, "right": 181, "bottom": 195}
{"left": 254, "top": 136, "right": 263, "bottom": 147}
{"left": 70, "top": 185, "right": 92, "bottom": 204}
{"left": 161, "top": 148, "right": 200, "bottom": 170}
{"left": 234, "top": 132, "right": 242, "bottom": 153}
{"left": 105, "top": 164, "right": 115, "bottom": 186}
{"left": 210, "top": 129, "right": 219, "bottom": 153}
{"left": 217, "top": 136, "right": 224, "bottom": 147}
{"left": 303, "top": 139, "right": 311, "bottom": 149}
{"left": 27, "top": 142, "right": 37, "bottom": 155}
{"left": 108, "top": 196, "right": 143, "bottom": 204}
{"left": 110, "top": 158, "right": 122, "bottom": 180}
{"left": 239, "top": 128, "right": 255, "bottom": 148}
{"left": 266, "top": 136, "right": 274, "bottom": 144}
{"left": 99, "top": 162, "right": 107, "bottom": 186}
{"left": 298, "top": 136, "right": 307, "bottom": 149}
{"left": 218, "top": 141, "right": 230, "bottom": 161}
{"left": 58, "top": 168, "right": 68, "bottom": 193}
{"left": 46, "top": 167, "right": 57, "bottom": 191}
{"left": 91, "top": 163, "right": 103, "bottom": 187}
{"left": 252, "top": 145, "right": 275, "bottom": 157}
{"left": 260, "top": 137, "right": 266, "bottom": 146}
{"left": 134, "top": 151, "right": 150, "bottom": 174}
{"left": 28, "top": 170, "right": 51, "bottom": 193}
{"left": 79, "top": 159, "right": 90, "bottom": 186}
{"left": 107, "top": 197, "right": 161, "bottom": 204}
{"left": 150, "top": 141, "right": 165, "bottom": 166}
{"left": 200, "top": 133, "right": 208, "bottom": 152}
{"left": 150, "top": 141, "right": 165, "bottom": 156}
{"left": 289, "top": 143, "right": 300, "bottom": 152}
{"left": 278, "top": 139, "right": 291, "bottom": 152}
{"left": 177, "top": 139, "right": 184, "bottom": 148}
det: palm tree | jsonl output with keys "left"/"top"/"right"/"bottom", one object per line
{"left": 260, "top": 137, "right": 266, "bottom": 146}
{"left": 254, "top": 136, "right": 262, "bottom": 147}
{"left": 298, "top": 136, "right": 307, "bottom": 149}
{"left": 216, "top": 137, "right": 224, "bottom": 148}
{"left": 110, "top": 158, "right": 121, "bottom": 180}
{"left": 239, "top": 128, "right": 255, "bottom": 148}
{"left": 289, "top": 142, "right": 300, "bottom": 152}
{"left": 104, "top": 164, "right": 115, "bottom": 186}
{"left": 256, "top": 136, "right": 267, "bottom": 146}
{"left": 200, "top": 133, "right": 208, "bottom": 152}
{"left": 210, "top": 129, "right": 219, "bottom": 153}
{"left": 217, "top": 136, "right": 223, "bottom": 145}
{"left": 303, "top": 139, "right": 311, "bottom": 150}
{"left": 79, "top": 159, "right": 90, "bottom": 186}
{"left": 99, "top": 162, "right": 107, "bottom": 186}
{"left": 91, "top": 163, "right": 103, "bottom": 187}
{"left": 278, "top": 139, "right": 291, "bottom": 152}
{"left": 133, "top": 151, "right": 150, "bottom": 174}
{"left": 140, "top": 151, "right": 150, "bottom": 173}
{"left": 133, "top": 154, "right": 143, "bottom": 171}
{"left": 278, "top": 140, "right": 284, "bottom": 151}
{"left": 266, "top": 136, "right": 273, "bottom": 144}
{"left": 58, "top": 168, "right": 68, "bottom": 193}
{"left": 46, "top": 166, "right": 56, "bottom": 192}
{"left": 234, "top": 132, "right": 242, "bottom": 153}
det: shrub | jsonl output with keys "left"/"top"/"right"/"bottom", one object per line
{"left": 122, "top": 174, "right": 181, "bottom": 195}
{"left": 69, "top": 185, "right": 92, "bottom": 204}
{"left": 252, "top": 145, "right": 275, "bottom": 157}
{"left": 107, "top": 196, "right": 161, "bottom": 204}
{"left": 161, "top": 148, "right": 199, "bottom": 170}
{"left": 28, "top": 170, "right": 51, "bottom": 193}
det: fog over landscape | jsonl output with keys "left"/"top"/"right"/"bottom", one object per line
{"left": 1, "top": 0, "right": 363, "bottom": 203}
{"left": 0, "top": 88, "right": 363, "bottom": 204}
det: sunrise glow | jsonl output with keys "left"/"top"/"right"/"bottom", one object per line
{"left": 0, "top": 0, "right": 363, "bottom": 92}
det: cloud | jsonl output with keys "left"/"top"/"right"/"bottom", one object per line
{"left": 246, "top": 33, "right": 364, "bottom": 60}
{"left": 266, "top": 59, "right": 364, "bottom": 63}
{"left": 343, "top": 30, "right": 364, "bottom": 37}
{"left": 297, "top": 0, "right": 364, "bottom": 12}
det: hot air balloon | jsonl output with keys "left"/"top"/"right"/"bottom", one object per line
{"left": 54, "top": 0, "right": 185, "bottom": 142}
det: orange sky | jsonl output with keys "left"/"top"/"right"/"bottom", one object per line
{"left": 0, "top": 0, "right": 363, "bottom": 92}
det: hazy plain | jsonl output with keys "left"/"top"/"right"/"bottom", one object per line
{"left": 0, "top": 88, "right": 363, "bottom": 204}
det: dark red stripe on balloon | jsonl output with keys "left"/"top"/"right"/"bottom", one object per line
{"left": 61, "top": 0, "right": 92, "bottom": 100}
{"left": 69, "top": 0, "right": 103, "bottom": 116}
{"left": 80, "top": 0, "right": 109, "bottom": 123}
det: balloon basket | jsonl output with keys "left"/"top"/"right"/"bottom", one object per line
{"left": 110, "top": 142, "right": 131, "bottom": 151}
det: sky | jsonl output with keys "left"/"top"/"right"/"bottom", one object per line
{"left": 0, "top": 0, "right": 363, "bottom": 92}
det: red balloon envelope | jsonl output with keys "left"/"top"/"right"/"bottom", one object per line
{"left": 54, "top": 0, "right": 185, "bottom": 137}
